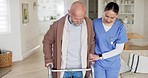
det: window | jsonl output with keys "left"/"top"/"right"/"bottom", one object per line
{"left": 0, "top": 0, "right": 10, "bottom": 34}
{"left": 38, "top": 0, "right": 64, "bottom": 21}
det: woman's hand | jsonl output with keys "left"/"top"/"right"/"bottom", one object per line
{"left": 89, "top": 54, "right": 101, "bottom": 61}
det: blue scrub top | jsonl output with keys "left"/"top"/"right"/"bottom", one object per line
{"left": 93, "top": 18, "right": 128, "bottom": 70}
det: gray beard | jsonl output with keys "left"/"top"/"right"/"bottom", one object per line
{"left": 72, "top": 23, "right": 81, "bottom": 26}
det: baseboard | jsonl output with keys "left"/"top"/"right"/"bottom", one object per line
{"left": 23, "top": 45, "right": 41, "bottom": 59}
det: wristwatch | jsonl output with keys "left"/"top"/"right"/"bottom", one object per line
{"left": 98, "top": 54, "right": 103, "bottom": 60}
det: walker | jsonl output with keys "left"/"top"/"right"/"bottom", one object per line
{"left": 48, "top": 63, "right": 94, "bottom": 78}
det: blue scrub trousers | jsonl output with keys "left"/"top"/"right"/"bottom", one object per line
{"left": 94, "top": 63, "right": 119, "bottom": 78}
{"left": 63, "top": 71, "right": 83, "bottom": 78}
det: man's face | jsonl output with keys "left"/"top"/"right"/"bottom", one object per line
{"left": 69, "top": 10, "right": 85, "bottom": 26}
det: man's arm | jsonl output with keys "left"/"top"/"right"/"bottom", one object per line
{"left": 42, "top": 24, "right": 55, "bottom": 67}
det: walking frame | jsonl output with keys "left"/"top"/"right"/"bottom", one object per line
{"left": 48, "top": 63, "right": 94, "bottom": 78}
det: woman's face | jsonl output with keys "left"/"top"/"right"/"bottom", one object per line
{"left": 103, "top": 10, "right": 118, "bottom": 24}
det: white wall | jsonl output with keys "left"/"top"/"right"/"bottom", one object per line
{"left": 130, "top": 0, "right": 144, "bottom": 45}
{"left": 0, "top": 0, "right": 22, "bottom": 61}
{"left": 0, "top": 0, "right": 40, "bottom": 62}
{"left": 133, "top": 0, "right": 144, "bottom": 35}
{"left": 63, "top": 0, "right": 78, "bottom": 14}
{"left": 39, "top": 21, "right": 54, "bottom": 34}
{"left": 143, "top": 0, "right": 148, "bottom": 43}
{"left": 131, "top": 0, "right": 148, "bottom": 46}
{"left": 20, "top": 0, "right": 40, "bottom": 59}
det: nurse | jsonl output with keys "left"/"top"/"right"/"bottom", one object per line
{"left": 89, "top": 2, "right": 128, "bottom": 78}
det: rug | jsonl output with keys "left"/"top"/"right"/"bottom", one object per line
{"left": 0, "top": 67, "right": 11, "bottom": 78}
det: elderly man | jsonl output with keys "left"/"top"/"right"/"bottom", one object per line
{"left": 43, "top": 1, "right": 94, "bottom": 78}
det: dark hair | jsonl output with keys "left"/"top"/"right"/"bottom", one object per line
{"left": 104, "top": 2, "right": 119, "bottom": 14}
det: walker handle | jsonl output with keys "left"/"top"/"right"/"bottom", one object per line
{"left": 48, "top": 63, "right": 94, "bottom": 78}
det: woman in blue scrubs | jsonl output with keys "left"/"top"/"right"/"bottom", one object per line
{"left": 89, "top": 2, "right": 128, "bottom": 78}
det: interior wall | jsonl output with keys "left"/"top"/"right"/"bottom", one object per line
{"left": 133, "top": 0, "right": 144, "bottom": 35}
{"left": 20, "top": 0, "right": 40, "bottom": 59}
{"left": 0, "top": 0, "right": 22, "bottom": 61}
{"left": 0, "top": 0, "right": 40, "bottom": 62}
{"left": 130, "top": 0, "right": 145, "bottom": 45}
{"left": 144, "top": 0, "right": 148, "bottom": 43}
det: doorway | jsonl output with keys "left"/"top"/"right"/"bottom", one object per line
{"left": 88, "top": 0, "right": 98, "bottom": 20}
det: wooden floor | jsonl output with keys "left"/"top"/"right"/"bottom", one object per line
{"left": 2, "top": 48, "right": 48, "bottom": 78}
{"left": 2, "top": 33, "right": 148, "bottom": 78}
{"left": 0, "top": 67, "right": 11, "bottom": 78}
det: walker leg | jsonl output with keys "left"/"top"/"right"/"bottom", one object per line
{"left": 48, "top": 65, "right": 52, "bottom": 78}
{"left": 91, "top": 65, "right": 95, "bottom": 78}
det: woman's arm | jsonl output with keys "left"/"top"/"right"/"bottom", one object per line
{"left": 89, "top": 43, "right": 124, "bottom": 61}
{"left": 102, "top": 43, "right": 124, "bottom": 59}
